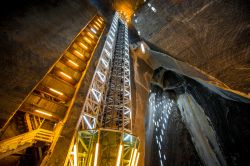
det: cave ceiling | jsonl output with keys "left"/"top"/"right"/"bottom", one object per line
{"left": 91, "top": 0, "right": 250, "bottom": 98}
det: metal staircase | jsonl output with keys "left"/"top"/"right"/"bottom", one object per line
{"left": 0, "top": 129, "right": 53, "bottom": 160}
{"left": 0, "top": 15, "right": 105, "bottom": 163}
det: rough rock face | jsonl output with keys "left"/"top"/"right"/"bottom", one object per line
{"left": 131, "top": 50, "right": 153, "bottom": 166}
{"left": 146, "top": 86, "right": 202, "bottom": 166}
{"left": 133, "top": 0, "right": 250, "bottom": 95}
{"left": 178, "top": 94, "right": 226, "bottom": 166}
{"left": 0, "top": 0, "right": 96, "bottom": 127}
{"left": 148, "top": 68, "right": 250, "bottom": 166}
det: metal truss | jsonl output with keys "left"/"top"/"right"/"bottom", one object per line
{"left": 65, "top": 13, "right": 138, "bottom": 166}
{"left": 101, "top": 18, "right": 132, "bottom": 133}
{"left": 80, "top": 13, "right": 132, "bottom": 133}
{"left": 80, "top": 13, "right": 119, "bottom": 130}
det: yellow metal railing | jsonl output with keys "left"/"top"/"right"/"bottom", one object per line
{"left": 0, "top": 15, "right": 106, "bottom": 163}
{"left": 65, "top": 129, "right": 140, "bottom": 166}
{"left": 0, "top": 129, "right": 54, "bottom": 159}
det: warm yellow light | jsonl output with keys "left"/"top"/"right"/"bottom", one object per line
{"left": 68, "top": 60, "right": 79, "bottom": 67}
{"left": 99, "top": 17, "right": 103, "bottom": 21}
{"left": 116, "top": 144, "right": 123, "bottom": 166}
{"left": 141, "top": 43, "right": 145, "bottom": 54}
{"left": 90, "top": 28, "right": 97, "bottom": 34}
{"left": 74, "top": 50, "right": 84, "bottom": 57}
{"left": 135, "top": 152, "right": 140, "bottom": 166}
{"left": 95, "top": 21, "right": 101, "bottom": 28}
{"left": 131, "top": 148, "right": 137, "bottom": 166}
{"left": 84, "top": 37, "right": 92, "bottom": 44}
{"left": 97, "top": 18, "right": 103, "bottom": 24}
{"left": 87, "top": 32, "right": 95, "bottom": 39}
{"left": 79, "top": 42, "right": 88, "bottom": 50}
{"left": 130, "top": 149, "right": 134, "bottom": 165}
{"left": 49, "top": 88, "right": 63, "bottom": 96}
{"left": 94, "top": 143, "right": 99, "bottom": 166}
{"left": 60, "top": 71, "right": 72, "bottom": 79}
{"left": 93, "top": 25, "right": 99, "bottom": 30}
{"left": 35, "top": 109, "right": 52, "bottom": 117}
{"left": 73, "top": 144, "right": 77, "bottom": 166}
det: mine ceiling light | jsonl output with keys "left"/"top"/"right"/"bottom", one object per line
{"left": 158, "top": 150, "right": 161, "bottom": 158}
{"left": 111, "top": 31, "right": 115, "bottom": 37}
{"left": 73, "top": 144, "right": 77, "bottom": 166}
{"left": 94, "top": 143, "right": 99, "bottom": 166}
{"left": 84, "top": 37, "right": 92, "bottom": 44}
{"left": 140, "top": 43, "right": 145, "bottom": 54}
{"left": 116, "top": 145, "right": 123, "bottom": 166}
{"left": 97, "top": 18, "right": 103, "bottom": 24}
{"left": 97, "top": 71, "right": 105, "bottom": 82}
{"left": 93, "top": 24, "right": 99, "bottom": 31}
{"left": 60, "top": 71, "right": 72, "bottom": 79}
{"left": 79, "top": 42, "right": 88, "bottom": 50}
{"left": 95, "top": 21, "right": 101, "bottom": 28}
{"left": 90, "top": 28, "right": 97, "bottom": 34}
{"left": 135, "top": 152, "right": 140, "bottom": 166}
{"left": 35, "top": 109, "right": 52, "bottom": 117}
{"left": 107, "top": 41, "right": 112, "bottom": 49}
{"left": 83, "top": 115, "right": 93, "bottom": 129}
{"left": 49, "top": 88, "right": 63, "bottom": 96}
{"left": 111, "top": 27, "right": 116, "bottom": 33}
{"left": 130, "top": 148, "right": 134, "bottom": 161}
{"left": 148, "top": 3, "right": 151, "bottom": 7}
{"left": 92, "top": 88, "right": 101, "bottom": 102}
{"left": 109, "top": 35, "right": 114, "bottom": 42}
{"left": 151, "top": 7, "right": 157, "bottom": 13}
{"left": 104, "top": 48, "right": 111, "bottom": 57}
{"left": 68, "top": 60, "right": 79, "bottom": 67}
{"left": 138, "top": 31, "right": 141, "bottom": 35}
{"left": 101, "top": 58, "right": 109, "bottom": 68}
{"left": 124, "top": 110, "right": 130, "bottom": 115}
{"left": 88, "top": 32, "right": 95, "bottom": 39}
{"left": 74, "top": 50, "right": 84, "bottom": 57}
{"left": 131, "top": 148, "right": 138, "bottom": 166}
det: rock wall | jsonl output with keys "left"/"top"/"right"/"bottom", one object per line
{"left": 0, "top": 0, "right": 96, "bottom": 127}
{"left": 150, "top": 68, "right": 250, "bottom": 165}
{"left": 133, "top": 0, "right": 250, "bottom": 95}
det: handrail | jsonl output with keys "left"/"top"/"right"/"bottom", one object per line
{"left": 0, "top": 129, "right": 54, "bottom": 153}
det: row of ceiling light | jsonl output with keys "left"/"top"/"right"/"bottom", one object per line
{"left": 34, "top": 17, "right": 104, "bottom": 118}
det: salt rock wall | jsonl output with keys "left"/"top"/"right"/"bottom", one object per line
{"left": 0, "top": 0, "right": 96, "bottom": 127}
{"left": 133, "top": 0, "right": 250, "bottom": 95}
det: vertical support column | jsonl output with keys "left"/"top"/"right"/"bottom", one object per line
{"left": 101, "top": 18, "right": 132, "bottom": 133}
{"left": 67, "top": 12, "right": 140, "bottom": 166}
{"left": 122, "top": 23, "right": 133, "bottom": 132}
{"left": 79, "top": 13, "right": 119, "bottom": 130}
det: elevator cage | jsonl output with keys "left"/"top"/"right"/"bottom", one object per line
{"left": 74, "top": 129, "right": 140, "bottom": 166}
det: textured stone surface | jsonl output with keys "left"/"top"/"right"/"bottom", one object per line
{"left": 0, "top": 0, "right": 96, "bottom": 127}
{"left": 133, "top": 0, "right": 250, "bottom": 94}
{"left": 131, "top": 50, "right": 153, "bottom": 166}
{"left": 146, "top": 85, "right": 202, "bottom": 166}
{"left": 150, "top": 68, "right": 250, "bottom": 166}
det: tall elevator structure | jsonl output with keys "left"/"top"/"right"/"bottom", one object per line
{"left": 0, "top": 11, "right": 140, "bottom": 165}
{"left": 65, "top": 13, "right": 140, "bottom": 166}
